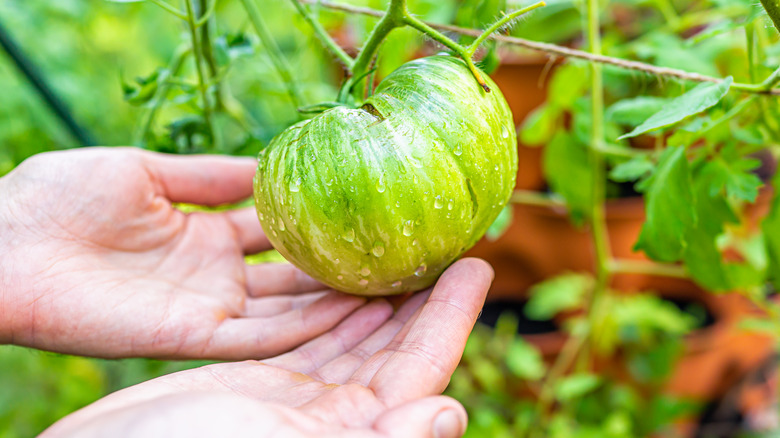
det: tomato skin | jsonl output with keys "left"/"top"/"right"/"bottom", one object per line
{"left": 254, "top": 55, "right": 517, "bottom": 296}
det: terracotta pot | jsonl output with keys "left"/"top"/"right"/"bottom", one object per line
{"left": 466, "top": 196, "right": 647, "bottom": 301}
{"left": 489, "top": 54, "right": 553, "bottom": 191}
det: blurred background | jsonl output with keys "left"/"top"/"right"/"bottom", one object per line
{"left": 2, "top": 0, "right": 779, "bottom": 436}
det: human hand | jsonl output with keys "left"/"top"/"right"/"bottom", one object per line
{"left": 42, "top": 259, "right": 493, "bottom": 438}
{"left": 0, "top": 147, "right": 369, "bottom": 359}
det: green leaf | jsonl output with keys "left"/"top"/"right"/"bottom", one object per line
{"left": 548, "top": 63, "right": 589, "bottom": 110}
{"left": 606, "top": 96, "right": 669, "bottom": 126}
{"left": 635, "top": 147, "right": 696, "bottom": 262}
{"left": 505, "top": 338, "right": 545, "bottom": 381}
{"left": 121, "top": 68, "right": 169, "bottom": 106}
{"left": 486, "top": 204, "right": 513, "bottom": 241}
{"left": 554, "top": 373, "right": 602, "bottom": 401}
{"left": 543, "top": 132, "right": 593, "bottom": 224}
{"left": 519, "top": 104, "right": 557, "bottom": 145}
{"left": 525, "top": 273, "right": 592, "bottom": 320}
{"left": 705, "top": 145, "right": 763, "bottom": 202}
{"left": 215, "top": 32, "right": 255, "bottom": 66}
{"left": 618, "top": 78, "right": 733, "bottom": 140}
{"left": 609, "top": 155, "right": 655, "bottom": 183}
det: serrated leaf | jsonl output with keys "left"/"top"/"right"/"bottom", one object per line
{"left": 618, "top": 78, "right": 733, "bottom": 140}
{"left": 610, "top": 155, "right": 655, "bottom": 183}
{"left": 606, "top": 96, "right": 669, "bottom": 126}
{"left": 554, "top": 373, "right": 602, "bottom": 401}
{"left": 525, "top": 273, "right": 592, "bottom": 320}
{"left": 705, "top": 145, "right": 763, "bottom": 202}
{"left": 486, "top": 204, "right": 513, "bottom": 241}
{"left": 506, "top": 338, "right": 545, "bottom": 381}
{"left": 635, "top": 146, "right": 696, "bottom": 262}
{"left": 543, "top": 132, "right": 592, "bottom": 224}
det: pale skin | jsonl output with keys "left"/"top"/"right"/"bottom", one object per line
{"left": 0, "top": 148, "right": 494, "bottom": 437}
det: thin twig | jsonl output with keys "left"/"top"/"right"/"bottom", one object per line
{"left": 302, "top": 0, "right": 780, "bottom": 96}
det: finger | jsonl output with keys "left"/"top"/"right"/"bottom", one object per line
{"left": 373, "top": 396, "right": 467, "bottom": 438}
{"left": 363, "top": 258, "right": 493, "bottom": 404}
{"left": 140, "top": 150, "right": 257, "bottom": 205}
{"left": 243, "top": 291, "right": 329, "bottom": 318}
{"left": 246, "top": 263, "right": 325, "bottom": 297}
{"left": 206, "top": 293, "right": 366, "bottom": 360}
{"left": 315, "top": 291, "right": 430, "bottom": 384}
{"left": 224, "top": 207, "right": 272, "bottom": 254}
{"left": 263, "top": 299, "right": 393, "bottom": 376}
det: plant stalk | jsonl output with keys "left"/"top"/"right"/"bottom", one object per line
{"left": 184, "top": 0, "right": 219, "bottom": 149}
{"left": 240, "top": 0, "right": 305, "bottom": 111}
{"left": 290, "top": 0, "right": 355, "bottom": 69}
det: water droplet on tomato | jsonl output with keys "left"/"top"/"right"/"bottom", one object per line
{"left": 376, "top": 175, "right": 386, "bottom": 193}
{"left": 412, "top": 239, "right": 419, "bottom": 246}
{"left": 289, "top": 177, "right": 301, "bottom": 192}
{"left": 402, "top": 220, "right": 414, "bottom": 236}
{"left": 342, "top": 228, "right": 355, "bottom": 242}
{"left": 434, "top": 195, "right": 443, "bottom": 209}
{"left": 501, "top": 125, "right": 510, "bottom": 139}
{"left": 278, "top": 221, "right": 286, "bottom": 231}
{"left": 395, "top": 201, "right": 401, "bottom": 208}
{"left": 447, "top": 200, "right": 454, "bottom": 211}
{"left": 334, "top": 258, "right": 340, "bottom": 264}
{"left": 337, "top": 274, "right": 344, "bottom": 280}
{"left": 392, "top": 281, "right": 402, "bottom": 288}
{"left": 372, "top": 242, "right": 385, "bottom": 257}
{"left": 453, "top": 144, "right": 463, "bottom": 156}
{"left": 258, "top": 212, "right": 265, "bottom": 220}
{"left": 359, "top": 279, "right": 369, "bottom": 286}
{"left": 414, "top": 264, "right": 427, "bottom": 277}
{"left": 360, "top": 265, "right": 371, "bottom": 276}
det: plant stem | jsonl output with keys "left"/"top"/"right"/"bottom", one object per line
{"left": 184, "top": 0, "right": 219, "bottom": 149}
{"left": 197, "top": 0, "right": 223, "bottom": 110}
{"left": 338, "top": 0, "right": 406, "bottom": 102}
{"left": 402, "top": 13, "right": 489, "bottom": 91}
{"left": 290, "top": 0, "right": 355, "bottom": 69}
{"left": 585, "top": 0, "right": 611, "bottom": 291}
{"left": 510, "top": 190, "right": 567, "bottom": 208}
{"left": 465, "top": 1, "right": 546, "bottom": 56}
{"left": 150, "top": 0, "right": 188, "bottom": 20}
{"left": 608, "top": 259, "right": 689, "bottom": 278}
{"left": 305, "top": 0, "right": 780, "bottom": 95}
{"left": 240, "top": 0, "right": 305, "bottom": 111}
{"left": 195, "top": 0, "right": 218, "bottom": 27}
{"left": 135, "top": 45, "right": 192, "bottom": 144}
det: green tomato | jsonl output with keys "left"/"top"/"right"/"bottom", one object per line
{"left": 254, "top": 55, "right": 517, "bottom": 296}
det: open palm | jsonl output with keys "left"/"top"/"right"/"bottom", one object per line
{"left": 0, "top": 147, "right": 367, "bottom": 359}
{"left": 44, "top": 259, "right": 492, "bottom": 438}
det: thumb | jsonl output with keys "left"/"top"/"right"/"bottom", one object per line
{"left": 372, "top": 396, "right": 467, "bottom": 438}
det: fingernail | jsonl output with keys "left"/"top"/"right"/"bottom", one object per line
{"left": 433, "top": 409, "right": 465, "bottom": 438}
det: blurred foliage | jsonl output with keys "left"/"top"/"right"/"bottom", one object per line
{"left": 2, "top": 0, "right": 780, "bottom": 436}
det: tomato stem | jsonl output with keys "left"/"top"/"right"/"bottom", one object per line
{"left": 184, "top": 0, "right": 219, "bottom": 149}
{"left": 290, "top": 0, "right": 355, "bottom": 70}
{"left": 465, "top": 2, "right": 546, "bottom": 57}
{"left": 338, "top": 0, "right": 407, "bottom": 102}
{"left": 240, "top": 0, "right": 305, "bottom": 114}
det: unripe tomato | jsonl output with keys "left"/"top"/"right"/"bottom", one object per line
{"left": 254, "top": 55, "right": 517, "bottom": 296}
